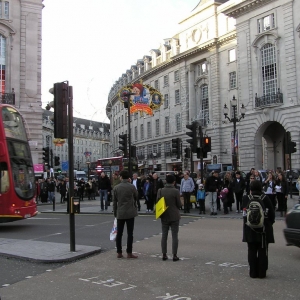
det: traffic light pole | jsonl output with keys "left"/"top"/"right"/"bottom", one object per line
{"left": 289, "top": 147, "right": 292, "bottom": 199}
{"left": 127, "top": 101, "right": 132, "bottom": 176}
{"left": 199, "top": 126, "right": 204, "bottom": 183}
{"left": 67, "top": 85, "right": 76, "bottom": 252}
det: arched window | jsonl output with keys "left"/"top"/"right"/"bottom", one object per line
{"left": 200, "top": 84, "right": 209, "bottom": 126}
{"left": 261, "top": 43, "right": 277, "bottom": 95}
{"left": 0, "top": 35, "right": 6, "bottom": 94}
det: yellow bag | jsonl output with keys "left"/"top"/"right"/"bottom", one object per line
{"left": 190, "top": 195, "right": 196, "bottom": 203}
{"left": 156, "top": 196, "right": 168, "bottom": 219}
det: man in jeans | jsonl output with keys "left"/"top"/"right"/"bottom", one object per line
{"left": 205, "top": 171, "right": 221, "bottom": 215}
{"left": 180, "top": 171, "right": 195, "bottom": 213}
{"left": 97, "top": 172, "right": 111, "bottom": 211}
{"left": 113, "top": 170, "right": 138, "bottom": 259}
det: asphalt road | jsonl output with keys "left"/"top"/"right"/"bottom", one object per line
{"left": 1, "top": 216, "right": 299, "bottom": 299}
{"left": 0, "top": 213, "right": 198, "bottom": 287}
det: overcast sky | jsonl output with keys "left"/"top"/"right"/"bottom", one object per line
{"left": 42, "top": 0, "right": 199, "bottom": 123}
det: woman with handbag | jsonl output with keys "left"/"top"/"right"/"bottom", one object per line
{"left": 157, "top": 174, "right": 182, "bottom": 262}
{"left": 275, "top": 171, "right": 288, "bottom": 217}
{"left": 263, "top": 172, "right": 277, "bottom": 210}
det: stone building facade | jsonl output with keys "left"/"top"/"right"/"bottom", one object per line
{"left": 107, "top": 0, "right": 300, "bottom": 173}
{"left": 0, "top": 0, "right": 44, "bottom": 164}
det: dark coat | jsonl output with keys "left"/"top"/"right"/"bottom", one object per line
{"left": 275, "top": 179, "right": 289, "bottom": 196}
{"left": 151, "top": 178, "right": 164, "bottom": 196}
{"left": 205, "top": 175, "right": 221, "bottom": 192}
{"left": 113, "top": 180, "right": 138, "bottom": 219}
{"left": 156, "top": 184, "right": 181, "bottom": 222}
{"left": 222, "top": 178, "right": 234, "bottom": 204}
{"left": 242, "top": 193, "right": 275, "bottom": 244}
{"left": 59, "top": 182, "right": 67, "bottom": 195}
{"left": 131, "top": 177, "right": 143, "bottom": 198}
{"left": 232, "top": 177, "right": 246, "bottom": 194}
{"left": 98, "top": 175, "right": 111, "bottom": 191}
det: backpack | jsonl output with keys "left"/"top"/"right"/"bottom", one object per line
{"left": 246, "top": 195, "right": 265, "bottom": 230}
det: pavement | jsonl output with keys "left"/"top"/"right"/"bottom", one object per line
{"left": 0, "top": 192, "right": 298, "bottom": 264}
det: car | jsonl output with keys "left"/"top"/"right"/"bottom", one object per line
{"left": 285, "top": 169, "right": 300, "bottom": 195}
{"left": 283, "top": 204, "right": 300, "bottom": 248}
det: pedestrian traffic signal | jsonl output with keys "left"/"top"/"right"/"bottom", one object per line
{"left": 54, "top": 156, "right": 60, "bottom": 166}
{"left": 186, "top": 122, "right": 197, "bottom": 152}
{"left": 119, "top": 134, "right": 128, "bottom": 156}
{"left": 171, "top": 138, "right": 181, "bottom": 159}
{"left": 43, "top": 147, "right": 50, "bottom": 165}
{"left": 285, "top": 131, "right": 291, "bottom": 153}
{"left": 184, "top": 147, "right": 190, "bottom": 158}
{"left": 290, "top": 141, "right": 297, "bottom": 153}
{"left": 47, "top": 82, "right": 68, "bottom": 139}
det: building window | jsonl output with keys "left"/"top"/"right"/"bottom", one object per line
{"left": 0, "top": 35, "right": 6, "bottom": 94}
{"left": 197, "top": 62, "right": 207, "bottom": 76}
{"left": 200, "top": 84, "right": 209, "bottom": 126}
{"left": 134, "top": 126, "right": 138, "bottom": 141}
{"left": 148, "top": 145, "right": 152, "bottom": 156}
{"left": 154, "top": 80, "right": 159, "bottom": 89}
{"left": 158, "top": 143, "right": 162, "bottom": 155}
{"left": 155, "top": 119, "right": 160, "bottom": 136}
{"left": 174, "top": 70, "right": 179, "bottom": 82}
{"left": 140, "top": 124, "right": 144, "bottom": 139}
{"left": 121, "top": 115, "right": 124, "bottom": 126}
{"left": 147, "top": 122, "right": 151, "bottom": 138}
{"left": 258, "top": 14, "right": 275, "bottom": 33}
{"left": 0, "top": 2, "right": 9, "bottom": 19}
{"left": 134, "top": 112, "right": 138, "bottom": 120}
{"left": 165, "top": 117, "right": 170, "bottom": 134}
{"left": 165, "top": 142, "right": 171, "bottom": 153}
{"left": 164, "top": 94, "right": 169, "bottom": 108}
{"left": 163, "top": 75, "right": 169, "bottom": 86}
{"left": 175, "top": 113, "right": 181, "bottom": 131}
{"left": 175, "top": 89, "right": 180, "bottom": 104}
{"left": 261, "top": 43, "right": 277, "bottom": 95}
{"left": 229, "top": 72, "right": 236, "bottom": 89}
{"left": 125, "top": 112, "right": 127, "bottom": 124}
{"left": 229, "top": 49, "right": 236, "bottom": 62}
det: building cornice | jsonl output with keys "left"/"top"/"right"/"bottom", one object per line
{"left": 220, "top": 0, "right": 275, "bottom": 18}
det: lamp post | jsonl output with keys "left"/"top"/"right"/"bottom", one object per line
{"left": 86, "top": 160, "right": 90, "bottom": 180}
{"left": 223, "top": 96, "right": 246, "bottom": 171}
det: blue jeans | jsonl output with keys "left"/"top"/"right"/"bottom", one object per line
{"left": 99, "top": 189, "right": 108, "bottom": 210}
{"left": 48, "top": 191, "right": 55, "bottom": 203}
{"left": 207, "top": 191, "right": 217, "bottom": 213}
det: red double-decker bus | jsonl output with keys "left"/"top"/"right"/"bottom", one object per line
{"left": 90, "top": 156, "right": 138, "bottom": 177}
{"left": 0, "top": 104, "right": 37, "bottom": 223}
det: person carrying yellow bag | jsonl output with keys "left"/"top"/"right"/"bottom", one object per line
{"left": 156, "top": 174, "right": 182, "bottom": 262}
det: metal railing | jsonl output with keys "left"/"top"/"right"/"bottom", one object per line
{"left": 0, "top": 92, "right": 15, "bottom": 105}
{"left": 255, "top": 89, "right": 283, "bottom": 108}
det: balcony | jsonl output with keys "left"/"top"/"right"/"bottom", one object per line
{"left": 0, "top": 92, "right": 15, "bottom": 105}
{"left": 255, "top": 89, "right": 283, "bottom": 108}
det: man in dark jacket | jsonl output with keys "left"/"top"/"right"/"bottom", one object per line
{"left": 205, "top": 171, "right": 221, "bottom": 215}
{"left": 98, "top": 172, "right": 111, "bottom": 211}
{"left": 242, "top": 180, "right": 275, "bottom": 279}
{"left": 232, "top": 171, "right": 246, "bottom": 213}
{"left": 157, "top": 174, "right": 181, "bottom": 261}
{"left": 151, "top": 173, "right": 164, "bottom": 212}
{"left": 113, "top": 170, "right": 138, "bottom": 259}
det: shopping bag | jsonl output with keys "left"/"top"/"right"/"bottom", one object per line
{"left": 156, "top": 197, "right": 168, "bottom": 219}
{"left": 190, "top": 195, "right": 196, "bottom": 203}
{"left": 110, "top": 218, "right": 117, "bottom": 241}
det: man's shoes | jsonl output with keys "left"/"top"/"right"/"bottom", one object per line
{"left": 162, "top": 254, "right": 168, "bottom": 261}
{"left": 210, "top": 212, "right": 214, "bottom": 216}
{"left": 100, "top": 209, "right": 104, "bottom": 211}
{"left": 214, "top": 212, "right": 217, "bottom": 215}
{"left": 236, "top": 210, "right": 239, "bottom": 213}
{"left": 127, "top": 253, "right": 138, "bottom": 259}
{"left": 173, "top": 255, "right": 179, "bottom": 262}
{"left": 117, "top": 253, "right": 123, "bottom": 258}
{"left": 184, "top": 211, "right": 187, "bottom": 213}
{"left": 138, "top": 208, "right": 140, "bottom": 211}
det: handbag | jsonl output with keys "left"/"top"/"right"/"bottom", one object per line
{"left": 156, "top": 196, "right": 168, "bottom": 219}
{"left": 109, "top": 218, "right": 117, "bottom": 241}
{"left": 190, "top": 195, "right": 196, "bottom": 203}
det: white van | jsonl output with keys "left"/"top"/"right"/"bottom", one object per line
{"left": 74, "top": 170, "right": 86, "bottom": 180}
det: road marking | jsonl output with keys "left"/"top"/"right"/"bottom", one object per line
{"left": 2, "top": 284, "right": 10, "bottom": 287}
{"left": 25, "top": 276, "right": 33, "bottom": 279}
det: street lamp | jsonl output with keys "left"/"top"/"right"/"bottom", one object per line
{"left": 223, "top": 96, "right": 246, "bottom": 171}
{"left": 86, "top": 160, "right": 90, "bottom": 180}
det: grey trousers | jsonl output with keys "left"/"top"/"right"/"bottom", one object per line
{"left": 161, "top": 219, "right": 180, "bottom": 255}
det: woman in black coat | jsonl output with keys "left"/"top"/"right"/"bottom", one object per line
{"left": 275, "top": 171, "right": 289, "bottom": 217}
{"left": 222, "top": 172, "right": 234, "bottom": 214}
{"left": 242, "top": 180, "right": 275, "bottom": 279}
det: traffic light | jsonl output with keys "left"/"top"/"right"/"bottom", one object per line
{"left": 184, "top": 147, "right": 190, "bottom": 158}
{"left": 47, "top": 82, "right": 68, "bottom": 138}
{"left": 171, "top": 138, "right": 181, "bottom": 159}
{"left": 186, "top": 122, "right": 197, "bottom": 152}
{"left": 43, "top": 147, "right": 50, "bottom": 165}
{"left": 203, "top": 137, "right": 211, "bottom": 152}
{"left": 119, "top": 134, "right": 128, "bottom": 156}
{"left": 131, "top": 145, "right": 137, "bottom": 157}
{"left": 54, "top": 156, "right": 60, "bottom": 166}
{"left": 290, "top": 141, "right": 297, "bottom": 153}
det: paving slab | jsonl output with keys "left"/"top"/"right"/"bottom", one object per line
{"left": 0, "top": 238, "right": 101, "bottom": 263}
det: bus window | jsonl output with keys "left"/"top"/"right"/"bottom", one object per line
{"left": 0, "top": 162, "right": 10, "bottom": 194}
